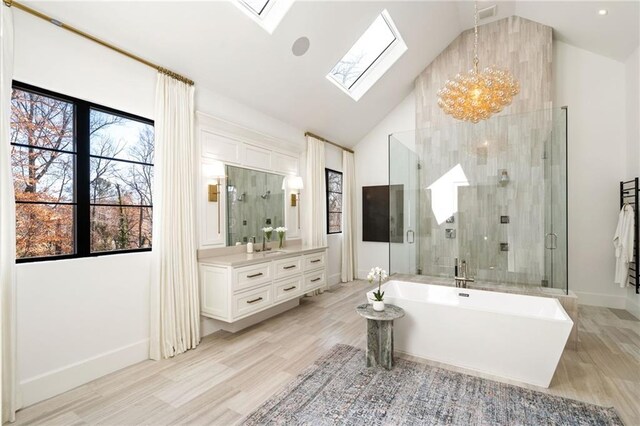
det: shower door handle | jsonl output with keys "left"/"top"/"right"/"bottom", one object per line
{"left": 545, "top": 233, "right": 558, "bottom": 250}
{"left": 407, "top": 230, "right": 415, "bottom": 244}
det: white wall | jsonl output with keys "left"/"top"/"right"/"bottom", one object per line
{"left": 12, "top": 11, "right": 155, "bottom": 407}
{"left": 354, "top": 91, "right": 416, "bottom": 278}
{"left": 625, "top": 46, "right": 640, "bottom": 318}
{"left": 553, "top": 40, "right": 628, "bottom": 308}
{"left": 12, "top": 10, "right": 307, "bottom": 407}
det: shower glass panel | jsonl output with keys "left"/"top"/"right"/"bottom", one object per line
{"left": 389, "top": 108, "right": 568, "bottom": 294}
{"left": 388, "top": 136, "right": 421, "bottom": 275}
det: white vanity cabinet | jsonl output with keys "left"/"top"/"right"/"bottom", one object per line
{"left": 199, "top": 248, "right": 327, "bottom": 323}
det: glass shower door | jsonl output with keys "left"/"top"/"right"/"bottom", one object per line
{"left": 544, "top": 108, "right": 568, "bottom": 293}
{"left": 389, "top": 135, "right": 421, "bottom": 276}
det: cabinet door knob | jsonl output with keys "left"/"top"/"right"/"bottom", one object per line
{"left": 246, "top": 297, "right": 263, "bottom": 304}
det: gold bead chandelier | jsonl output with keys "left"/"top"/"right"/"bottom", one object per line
{"left": 437, "top": 1, "right": 520, "bottom": 123}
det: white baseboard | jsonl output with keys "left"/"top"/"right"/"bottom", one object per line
{"left": 573, "top": 291, "right": 627, "bottom": 309}
{"left": 20, "top": 339, "right": 149, "bottom": 408}
{"left": 626, "top": 294, "right": 640, "bottom": 319}
{"left": 200, "top": 317, "right": 222, "bottom": 338}
{"left": 328, "top": 273, "right": 341, "bottom": 286}
{"left": 357, "top": 269, "right": 370, "bottom": 280}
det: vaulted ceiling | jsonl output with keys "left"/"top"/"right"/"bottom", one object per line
{"left": 23, "top": 1, "right": 640, "bottom": 146}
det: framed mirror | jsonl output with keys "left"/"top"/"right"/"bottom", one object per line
{"left": 225, "top": 165, "right": 285, "bottom": 246}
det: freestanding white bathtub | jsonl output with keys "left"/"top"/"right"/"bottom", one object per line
{"left": 366, "top": 280, "right": 573, "bottom": 388}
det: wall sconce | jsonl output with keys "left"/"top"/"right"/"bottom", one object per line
{"left": 284, "top": 176, "right": 304, "bottom": 229}
{"left": 204, "top": 162, "right": 226, "bottom": 234}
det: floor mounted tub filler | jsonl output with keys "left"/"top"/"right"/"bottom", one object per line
{"left": 366, "top": 280, "right": 573, "bottom": 388}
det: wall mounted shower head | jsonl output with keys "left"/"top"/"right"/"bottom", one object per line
{"left": 261, "top": 190, "right": 271, "bottom": 199}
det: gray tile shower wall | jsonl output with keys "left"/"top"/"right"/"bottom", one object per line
{"left": 226, "top": 165, "right": 285, "bottom": 246}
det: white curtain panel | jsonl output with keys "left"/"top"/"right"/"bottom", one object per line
{"left": 304, "top": 136, "right": 327, "bottom": 294}
{"left": 0, "top": 5, "right": 18, "bottom": 422}
{"left": 150, "top": 74, "right": 200, "bottom": 360}
{"left": 304, "top": 135, "right": 327, "bottom": 247}
{"left": 341, "top": 151, "right": 357, "bottom": 282}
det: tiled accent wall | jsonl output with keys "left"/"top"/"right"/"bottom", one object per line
{"left": 226, "top": 165, "right": 285, "bottom": 246}
{"left": 415, "top": 110, "right": 556, "bottom": 285}
{"left": 411, "top": 16, "right": 558, "bottom": 287}
{"left": 415, "top": 16, "right": 553, "bottom": 129}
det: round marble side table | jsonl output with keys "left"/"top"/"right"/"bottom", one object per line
{"left": 356, "top": 304, "right": 405, "bottom": 370}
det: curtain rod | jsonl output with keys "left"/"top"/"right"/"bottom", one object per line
{"left": 304, "top": 132, "right": 354, "bottom": 154}
{"left": 3, "top": 0, "right": 195, "bottom": 86}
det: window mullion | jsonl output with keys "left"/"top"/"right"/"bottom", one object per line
{"left": 76, "top": 101, "right": 91, "bottom": 257}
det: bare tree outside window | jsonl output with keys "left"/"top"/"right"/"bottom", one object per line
{"left": 10, "top": 84, "right": 154, "bottom": 261}
{"left": 326, "top": 169, "right": 343, "bottom": 234}
{"left": 328, "top": 13, "right": 396, "bottom": 90}
{"left": 11, "top": 89, "right": 75, "bottom": 258}
{"left": 89, "top": 109, "right": 154, "bottom": 253}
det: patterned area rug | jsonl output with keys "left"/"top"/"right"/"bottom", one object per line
{"left": 244, "top": 344, "right": 622, "bottom": 425}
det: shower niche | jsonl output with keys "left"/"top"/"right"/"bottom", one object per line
{"left": 389, "top": 108, "right": 568, "bottom": 294}
{"left": 225, "top": 165, "right": 285, "bottom": 246}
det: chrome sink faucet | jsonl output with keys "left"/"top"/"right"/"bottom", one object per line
{"left": 454, "top": 258, "right": 475, "bottom": 288}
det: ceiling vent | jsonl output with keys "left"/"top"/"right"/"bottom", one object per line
{"left": 478, "top": 5, "right": 497, "bottom": 20}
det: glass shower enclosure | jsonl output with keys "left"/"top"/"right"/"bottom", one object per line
{"left": 389, "top": 108, "right": 568, "bottom": 294}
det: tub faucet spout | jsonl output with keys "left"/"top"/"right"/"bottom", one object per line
{"left": 454, "top": 259, "right": 475, "bottom": 288}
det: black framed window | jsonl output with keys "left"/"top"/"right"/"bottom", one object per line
{"left": 325, "top": 168, "right": 343, "bottom": 234}
{"left": 10, "top": 82, "right": 154, "bottom": 262}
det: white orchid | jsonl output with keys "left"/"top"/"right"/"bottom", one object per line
{"left": 368, "top": 267, "right": 388, "bottom": 302}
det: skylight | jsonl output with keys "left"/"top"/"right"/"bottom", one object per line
{"left": 327, "top": 10, "right": 407, "bottom": 101}
{"left": 234, "top": 0, "right": 293, "bottom": 34}
{"left": 240, "top": 0, "right": 270, "bottom": 16}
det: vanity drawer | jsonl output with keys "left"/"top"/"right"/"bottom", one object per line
{"left": 274, "top": 277, "right": 302, "bottom": 302}
{"left": 233, "top": 285, "right": 272, "bottom": 318}
{"left": 274, "top": 256, "right": 303, "bottom": 279}
{"left": 234, "top": 262, "right": 272, "bottom": 291}
{"left": 303, "top": 252, "right": 326, "bottom": 271}
{"left": 303, "top": 270, "right": 326, "bottom": 291}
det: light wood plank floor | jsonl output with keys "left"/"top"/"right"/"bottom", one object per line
{"left": 12, "top": 281, "right": 640, "bottom": 425}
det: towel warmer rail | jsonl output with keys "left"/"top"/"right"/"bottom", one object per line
{"left": 620, "top": 177, "right": 639, "bottom": 294}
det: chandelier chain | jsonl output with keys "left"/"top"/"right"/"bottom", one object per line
{"left": 474, "top": 0, "right": 479, "bottom": 73}
{"left": 436, "top": 0, "right": 520, "bottom": 123}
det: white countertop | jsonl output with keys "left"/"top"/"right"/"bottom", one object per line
{"left": 198, "top": 245, "right": 327, "bottom": 267}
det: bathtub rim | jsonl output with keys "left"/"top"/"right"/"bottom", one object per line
{"left": 366, "top": 280, "right": 574, "bottom": 326}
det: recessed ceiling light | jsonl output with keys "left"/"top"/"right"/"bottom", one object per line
{"left": 292, "top": 37, "right": 310, "bottom": 57}
{"left": 598, "top": 9, "right": 608, "bottom": 16}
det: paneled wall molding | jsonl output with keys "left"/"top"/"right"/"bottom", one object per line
{"left": 197, "top": 111, "right": 303, "bottom": 175}
{"left": 196, "top": 112, "right": 304, "bottom": 249}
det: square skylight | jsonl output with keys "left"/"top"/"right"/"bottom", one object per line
{"left": 234, "top": 0, "right": 293, "bottom": 34}
{"left": 240, "top": 0, "right": 271, "bottom": 16}
{"left": 327, "top": 10, "right": 407, "bottom": 101}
